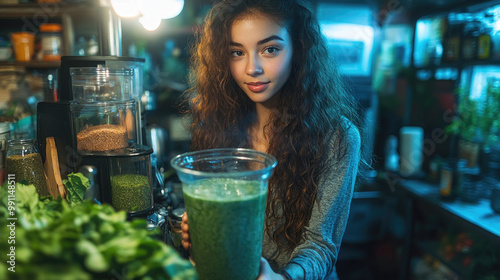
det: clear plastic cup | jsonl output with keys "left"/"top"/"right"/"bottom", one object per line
{"left": 171, "top": 148, "right": 277, "bottom": 280}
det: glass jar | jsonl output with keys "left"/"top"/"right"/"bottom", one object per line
{"left": 5, "top": 139, "right": 50, "bottom": 197}
{"left": 70, "top": 67, "right": 134, "bottom": 102}
{"left": 168, "top": 207, "right": 185, "bottom": 250}
{"left": 0, "top": 122, "right": 11, "bottom": 185}
{"left": 71, "top": 100, "right": 138, "bottom": 153}
{"left": 38, "top": 23, "right": 62, "bottom": 61}
{"left": 108, "top": 145, "right": 153, "bottom": 214}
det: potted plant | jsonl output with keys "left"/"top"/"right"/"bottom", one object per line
{"left": 446, "top": 78, "right": 500, "bottom": 167}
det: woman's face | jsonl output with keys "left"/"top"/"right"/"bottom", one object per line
{"left": 229, "top": 14, "right": 293, "bottom": 105}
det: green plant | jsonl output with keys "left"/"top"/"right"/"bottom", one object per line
{"left": 0, "top": 183, "right": 197, "bottom": 280}
{"left": 446, "top": 79, "right": 500, "bottom": 145}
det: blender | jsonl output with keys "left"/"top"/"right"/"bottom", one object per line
{"left": 37, "top": 57, "right": 154, "bottom": 217}
{"left": 70, "top": 66, "right": 153, "bottom": 216}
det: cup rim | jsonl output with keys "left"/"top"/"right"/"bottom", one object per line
{"left": 170, "top": 148, "right": 277, "bottom": 178}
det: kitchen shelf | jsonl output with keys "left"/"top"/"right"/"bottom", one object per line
{"left": 395, "top": 179, "right": 500, "bottom": 280}
{"left": 0, "top": 2, "right": 98, "bottom": 18}
{"left": 0, "top": 60, "right": 60, "bottom": 68}
{"left": 415, "top": 59, "right": 500, "bottom": 71}
{"left": 414, "top": 240, "right": 471, "bottom": 279}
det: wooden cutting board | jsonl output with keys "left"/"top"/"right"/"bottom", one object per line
{"left": 44, "top": 137, "right": 67, "bottom": 199}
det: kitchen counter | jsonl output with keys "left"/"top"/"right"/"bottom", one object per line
{"left": 399, "top": 179, "right": 500, "bottom": 239}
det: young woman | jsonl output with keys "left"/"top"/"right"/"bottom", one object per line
{"left": 181, "top": 0, "right": 363, "bottom": 279}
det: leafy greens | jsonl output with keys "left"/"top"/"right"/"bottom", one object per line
{"left": 0, "top": 182, "right": 197, "bottom": 280}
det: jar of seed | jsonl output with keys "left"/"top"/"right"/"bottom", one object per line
{"left": 5, "top": 139, "right": 50, "bottom": 197}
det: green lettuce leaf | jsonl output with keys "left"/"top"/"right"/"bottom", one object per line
{"left": 63, "top": 173, "right": 90, "bottom": 206}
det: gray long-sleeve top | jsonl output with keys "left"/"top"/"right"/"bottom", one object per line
{"left": 262, "top": 122, "right": 361, "bottom": 280}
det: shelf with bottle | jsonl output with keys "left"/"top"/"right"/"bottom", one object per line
{"left": 0, "top": 1, "right": 100, "bottom": 18}
{"left": 414, "top": 5, "right": 500, "bottom": 70}
{"left": 0, "top": 60, "right": 59, "bottom": 68}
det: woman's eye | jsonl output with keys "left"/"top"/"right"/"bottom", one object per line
{"left": 231, "top": 50, "right": 243, "bottom": 57}
{"left": 264, "top": 46, "right": 280, "bottom": 55}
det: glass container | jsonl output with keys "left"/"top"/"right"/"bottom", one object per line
{"left": 458, "top": 167, "right": 482, "bottom": 203}
{"left": 170, "top": 148, "right": 277, "bottom": 280}
{"left": 70, "top": 67, "right": 134, "bottom": 103}
{"left": 5, "top": 139, "right": 49, "bottom": 197}
{"left": 0, "top": 122, "right": 11, "bottom": 185}
{"left": 38, "top": 23, "right": 62, "bottom": 61}
{"left": 71, "top": 100, "right": 138, "bottom": 153}
{"left": 168, "top": 207, "right": 185, "bottom": 251}
{"left": 108, "top": 145, "right": 153, "bottom": 214}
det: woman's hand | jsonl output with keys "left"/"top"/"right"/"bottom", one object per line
{"left": 257, "top": 257, "right": 288, "bottom": 280}
{"left": 181, "top": 212, "right": 191, "bottom": 251}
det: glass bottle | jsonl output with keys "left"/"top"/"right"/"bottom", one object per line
{"left": 440, "top": 158, "right": 467, "bottom": 201}
{"left": 5, "top": 139, "right": 50, "bottom": 197}
{"left": 443, "top": 13, "right": 463, "bottom": 62}
{"left": 461, "top": 14, "right": 480, "bottom": 61}
{"left": 477, "top": 12, "right": 492, "bottom": 60}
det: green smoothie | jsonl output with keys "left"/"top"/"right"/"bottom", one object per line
{"left": 183, "top": 178, "right": 267, "bottom": 280}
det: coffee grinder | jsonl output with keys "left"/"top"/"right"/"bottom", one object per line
{"left": 37, "top": 56, "right": 154, "bottom": 217}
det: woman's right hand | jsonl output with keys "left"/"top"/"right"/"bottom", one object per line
{"left": 181, "top": 212, "right": 191, "bottom": 251}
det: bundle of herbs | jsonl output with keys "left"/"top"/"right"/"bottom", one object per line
{"left": 0, "top": 178, "right": 197, "bottom": 280}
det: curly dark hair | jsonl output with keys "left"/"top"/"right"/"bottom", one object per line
{"left": 182, "top": 0, "right": 362, "bottom": 258}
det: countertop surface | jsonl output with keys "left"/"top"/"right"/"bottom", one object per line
{"left": 399, "top": 179, "right": 500, "bottom": 238}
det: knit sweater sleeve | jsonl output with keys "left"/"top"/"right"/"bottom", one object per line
{"left": 281, "top": 123, "right": 361, "bottom": 280}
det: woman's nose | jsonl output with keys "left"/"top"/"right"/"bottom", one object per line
{"left": 246, "top": 56, "right": 263, "bottom": 76}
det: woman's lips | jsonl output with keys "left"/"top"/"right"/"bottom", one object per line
{"left": 246, "top": 82, "right": 269, "bottom": 93}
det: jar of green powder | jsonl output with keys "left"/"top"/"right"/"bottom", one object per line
{"left": 5, "top": 139, "right": 50, "bottom": 197}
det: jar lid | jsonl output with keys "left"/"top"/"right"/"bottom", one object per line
{"left": 40, "top": 23, "right": 62, "bottom": 33}
{"left": 169, "top": 207, "right": 185, "bottom": 222}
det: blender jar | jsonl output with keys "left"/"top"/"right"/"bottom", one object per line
{"left": 71, "top": 100, "right": 138, "bottom": 153}
{"left": 108, "top": 145, "right": 154, "bottom": 214}
{"left": 70, "top": 67, "right": 134, "bottom": 102}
